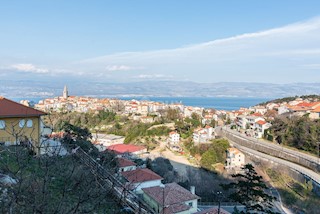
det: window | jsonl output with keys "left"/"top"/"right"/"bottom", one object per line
{"left": 0, "top": 120, "right": 5, "bottom": 129}
{"left": 19, "top": 119, "right": 25, "bottom": 128}
{"left": 26, "top": 119, "right": 33, "bottom": 128}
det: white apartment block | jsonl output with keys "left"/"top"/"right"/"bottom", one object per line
{"left": 193, "top": 125, "right": 214, "bottom": 144}
{"left": 225, "top": 148, "right": 245, "bottom": 169}
{"left": 254, "top": 120, "right": 272, "bottom": 138}
{"left": 169, "top": 131, "right": 180, "bottom": 144}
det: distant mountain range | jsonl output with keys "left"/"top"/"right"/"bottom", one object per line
{"left": 1, "top": 79, "right": 319, "bottom": 99}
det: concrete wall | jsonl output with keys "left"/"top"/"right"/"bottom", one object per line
{"left": 238, "top": 146, "right": 320, "bottom": 196}
{"left": 219, "top": 130, "right": 320, "bottom": 174}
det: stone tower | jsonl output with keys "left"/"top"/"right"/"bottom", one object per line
{"left": 63, "top": 85, "right": 68, "bottom": 99}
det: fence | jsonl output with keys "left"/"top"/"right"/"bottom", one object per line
{"left": 70, "top": 146, "right": 156, "bottom": 214}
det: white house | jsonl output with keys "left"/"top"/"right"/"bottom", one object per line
{"left": 236, "top": 115, "right": 247, "bottom": 129}
{"left": 169, "top": 131, "right": 180, "bottom": 144}
{"left": 254, "top": 120, "right": 272, "bottom": 138}
{"left": 142, "top": 183, "right": 200, "bottom": 214}
{"left": 121, "top": 168, "right": 163, "bottom": 193}
{"left": 193, "top": 126, "right": 214, "bottom": 144}
{"left": 117, "top": 158, "right": 137, "bottom": 172}
{"left": 92, "top": 134, "right": 125, "bottom": 151}
{"left": 225, "top": 148, "right": 245, "bottom": 169}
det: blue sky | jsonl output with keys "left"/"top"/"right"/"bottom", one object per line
{"left": 1, "top": 0, "right": 320, "bottom": 83}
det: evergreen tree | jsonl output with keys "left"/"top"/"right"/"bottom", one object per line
{"left": 221, "top": 164, "right": 278, "bottom": 214}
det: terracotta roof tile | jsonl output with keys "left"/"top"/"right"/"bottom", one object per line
{"left": 117, "top": 158, "right": 136, "bottom": 167}
{"left": 0, "top": 97, "right": 46, "bottom": 117}
{"left": 256, "top": 120, "right": 267, "bottom": 125}
{"left": 121, "top": 168, "right": 162, "bottom": 183}
{"left": 142, "top": 183, "right": 200, "bottom": 207}
{"left": 107, "top": 144, "right": 146, "bottom": 154}
{"left": 195, "top": 207, "right": 230, "bottom": 214}
{"left": 312, "top": 106, "right": 320, "bottom": 113}
{"left": 163, "top": 203, "right": 191, "bottom": 214}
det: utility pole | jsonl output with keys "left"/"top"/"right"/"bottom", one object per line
{"left": 317, "top": 142, "right": 320, "bottom": 164}
{"left": 160, "top": 184, "right": 165, "bottom": 214}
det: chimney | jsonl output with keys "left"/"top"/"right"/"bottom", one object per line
{"left": 190, "top": 186, "right": 195, "bottom": 194}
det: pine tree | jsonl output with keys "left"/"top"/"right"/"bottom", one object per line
{"left": 222, "top": 164, "right": 278, "bottom": 214}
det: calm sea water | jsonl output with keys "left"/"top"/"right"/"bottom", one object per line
{"left": 12, "top": 97, "right": 270, "bottom": 111}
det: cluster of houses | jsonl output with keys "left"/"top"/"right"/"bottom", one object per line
{"left": 0, "top": 96, "right": 232, "bottom": 213}
{"left": 107, "top": 143, "right": 230, "bottom": 214}
{"left": 276, "top": 99, "right": 320, "bottom": 119}
{"left": 224, "top": 97, "right": 320, "bottom": 138}
{"left": 34, "top": 87, "right": 222, "bottom": 126}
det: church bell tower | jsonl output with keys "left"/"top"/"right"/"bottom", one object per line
{"left": 63, "top": 85, "right": 68, "bottom": 99}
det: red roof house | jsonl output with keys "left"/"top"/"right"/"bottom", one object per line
{"left": 0, "top": 97, "right": 46, "bottom": 154}
{"left": 117, "top": 157, "right": 137, "bottom": 172}
{"left": 0, "top": 97, "right": 46, "bottom": 117}
{"left": 107, "top": 144, "right": 147, "bottom": 156}
{"left": 121, "top": 168, "right": 163, "bottom": 192}
{"left": 142, "top": 183, "right": 200, "bottom": 214}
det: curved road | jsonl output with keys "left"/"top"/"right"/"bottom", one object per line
{"left": 224, "top": 127, "right": 320, "bottom": 165}
{"left": 227, "top": 136, "right": 320, "bottom": 184}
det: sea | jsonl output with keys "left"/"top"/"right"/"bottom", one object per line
{"left": 11, "top": 96, "right": 271, "bottom": 111}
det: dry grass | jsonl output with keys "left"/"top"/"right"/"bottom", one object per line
{"left": 266, "top": 168, "right": 320, "bottom": 214}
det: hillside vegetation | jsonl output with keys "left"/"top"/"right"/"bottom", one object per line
{"left": 270, "top": 116, "right": 320, "bottom": 155}
{"left": 259, "top": 94, "right": 320, "bottom": 105}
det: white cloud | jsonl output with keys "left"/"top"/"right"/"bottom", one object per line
{"left": 105, "top": 65, "right": 144, "bottom": 71}
{"left": 75, "top": 16, "right": 320, "bottom": 83}
{"left": 135, "top": 74, "right": 173, "bottom": 79}
{"left": 11, "top": 63, "right": 49, "bottom": 73}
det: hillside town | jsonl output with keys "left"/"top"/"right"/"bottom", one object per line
{"left": 1, "top": 87, "right": 320, "bottom": 214}
{"left": 33, "top": 86, "right": 320, "bottom": 141}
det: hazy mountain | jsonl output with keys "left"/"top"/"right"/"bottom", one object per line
{"left": 1, "top": 79, "right": 319, "bottom": 99}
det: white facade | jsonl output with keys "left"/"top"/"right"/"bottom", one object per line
{"left": 225, "top": 148, "right": 245, "bottom": 169}
{"left": 254, "top": 121, "right": 271, "bottom": 138}
{"left": 169, "top": 131, "right": 180, "bottom": 144}
{"left": 131, "top": 180, "right": 162, "bottom": 193}
{"left": 278, "top": 106, "right": 289, "bottom": 115}
{"left": 193, "top": 126, "right": 214, "bottom": 143}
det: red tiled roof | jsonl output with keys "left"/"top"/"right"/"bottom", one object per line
{"left": 227, "top": 148, "right": 242, "bottom": 155}
{"left": 0, "top": 97, "right": 46, "bottom": 117}
{"left": 251, "top": 112, "right": 263, "bottom": 117}
{"left": 310, "top": 102, "right": 320, "bottom": 108}
{"left": 297, "top": 102, "right": 313, "bottom": 107}
{"left": 142, "top": 183, "right": 200, "bottom": 207}
{"left": 169, "top": 131, "right": 177, "bottom": 135}
{"left": 107, "top": 144, "right": 146, "bottom": 154}
{"left": 312, "top": 106, "right": 320, "bottom": 113}
{"left": 117, "top": 158, "right": 136, "bottom": 168}
{"left": 163, "top": 203, "right": 191, "bottom": 214}
{"left": 195, "top": 207, "right": 230, "bottom": 214}
{"left": 256, "top": 120, "right": 267, "bottom": 125}
{"left": 121, "top": 168, "right": 162, "bottom": 183}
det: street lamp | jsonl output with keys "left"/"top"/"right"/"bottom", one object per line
{"left": 216, "top": 191, "right": 222, "bottom": 214}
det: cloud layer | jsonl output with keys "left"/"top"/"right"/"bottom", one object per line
{"left": 3, "top": 16, "right": 320, "bottom": 83}
{"left": 76, "top": 16, "right": 320, "bottom": 83}
{"left": 11, "top": 64, "right": 49, "bottom": 73}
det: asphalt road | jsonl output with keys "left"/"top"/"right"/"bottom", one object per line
{"left": 221, "top": 127, "right": 320, "bottom": 184}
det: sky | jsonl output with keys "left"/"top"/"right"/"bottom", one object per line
{"left": 0, "top": 0, "right": 320, "bottom": 83}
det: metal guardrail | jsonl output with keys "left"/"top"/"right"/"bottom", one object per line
{"left": 70, "top": 146, "right": 156, "bottom": 214}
